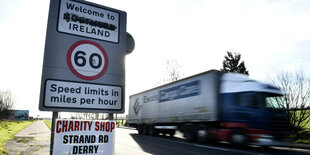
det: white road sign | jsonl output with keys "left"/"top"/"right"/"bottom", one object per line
{"left": 58, "top": 0, "right": 119, "bottom": 43}
{"left": 39, "top": 0, "right": 128, "bottom": 113}
{"left": 67, "top": 40, "right": 109, "bottom": 80}
{"left": 53, "top": 119, "right": 115, "bottom": 155}
{"left": 44, "top": 80, "right": 122, "bottom": 110}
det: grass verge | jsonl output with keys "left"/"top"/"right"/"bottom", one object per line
{"left": 0, "top": 120, "right": 33, "bottom": 153}
{"left": 117, "top": 120, "right": 127, "bottom": 127}
{"left": 44, "top": 120, "right": 51, "bottom": 130}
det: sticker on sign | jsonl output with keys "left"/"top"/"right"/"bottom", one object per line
{"left": 58, "top": 0, "right": 119, "bottom": 43}
{"left": 44, "top": 79, "right": 122, "bottom": 110}
{"left": 53, "top": 119, "right": 115, "bottom": 155}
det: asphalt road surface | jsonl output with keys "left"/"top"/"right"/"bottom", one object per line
{"left": 115, "top": 127, "right": 310, "bottom": 155}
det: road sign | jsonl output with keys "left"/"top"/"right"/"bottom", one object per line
{"left": 67, "top": 40, "right": 109, "bottom": 80}
{"left": 44, "top": 79, "right": 122, "bottom": 111}
{"left": 53, "top": 119, "right": 115, "bottom": 155}
{"left": 58, "top": 0, "right": 119, "bottom": 43}
{"left": 39, "top": 0, "right": 131, "bottom": 113}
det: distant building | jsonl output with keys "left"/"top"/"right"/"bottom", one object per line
{"left": 8, "top": 110, "right": 29, "bottom": 121}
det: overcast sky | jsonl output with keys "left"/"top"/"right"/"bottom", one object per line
{"left": 0, "top": 0, "right": 310, "bottom": 118}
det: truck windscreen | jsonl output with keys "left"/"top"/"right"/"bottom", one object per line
{"left": 265, "top": 94, "right": 285, "bottom": 109}
{"left": 237, "top": 92, "right": 284, "bottom": 109}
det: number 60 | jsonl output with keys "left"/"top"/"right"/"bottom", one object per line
{"left": 74, "top": 50, "right": 102, "bottom": 69}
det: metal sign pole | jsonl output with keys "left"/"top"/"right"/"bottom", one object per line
{"left": 50, "top": 112, "right": 58, "bottom": 155}
{"left": 108, "top": 113, "right": 113, "bottom": 120}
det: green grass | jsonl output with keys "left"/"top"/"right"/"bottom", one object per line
{"left": 43, "top": 120, "right": 51, "bottom": 130}
{"left": 0, "top": 120, "right": 33, "bottom": 154}
{"left": 116, "top": 120, "right": 126, "bottom": 126}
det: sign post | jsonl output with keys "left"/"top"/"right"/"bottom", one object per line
{"left": 50, "top": 112, "right": 58, "bottom": 155}
{"left": 39, "top": 0, "right": 134, "bottom": 154}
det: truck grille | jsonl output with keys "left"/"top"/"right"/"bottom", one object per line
{"left": 271, "top": 119, "right": 290, "bottom": 140}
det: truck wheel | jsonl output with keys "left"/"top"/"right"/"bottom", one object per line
{"left": 142, "top": 125, "right": 148, "bottom": 135}
{"left": 137, "top": 126, "right": 143, "bottom": 134}
{"left": 148, "top": 126, "right": 157, "bottom": 136}
{"left": 184, "top": 131, "right": 197, "bottom": 142}
{"left": 168, "top": 129, "right": 176, "bottom": 137}
{"left": 230, "top": 130, "right": 247, "bottom": 147}
{"left": 197, "top": 129, "right": 211, "bottom": 143}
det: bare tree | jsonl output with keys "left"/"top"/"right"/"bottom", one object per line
{"left": 0, "top": 90, "right": 15, "bottom": 119}
{"left": 156, "top": 59, "right": 183, "bottom": 86}
{"left": 267, "top": 70, "right": 310, "bottom": 134}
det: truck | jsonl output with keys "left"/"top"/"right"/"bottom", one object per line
{"left": 127, "top": 70, "right": 289, "bottom": 146}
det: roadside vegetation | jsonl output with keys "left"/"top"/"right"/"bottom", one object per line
{"left": 293, "top": 110, "right": 310, "bottom": 144}
{"left": 0, "top": 120, "right": 33, "bottom": 153}
{"left": 44, "top": 120, "right": 52, "bottom": 130}
{"left": 268, "top": 70, "right": 310, "bottom": 144}
{"left": 116, "top": 119, "right": 126, "bottom": 127}
{"left": 0, "top": 90, "right": 15, "bottom": 120}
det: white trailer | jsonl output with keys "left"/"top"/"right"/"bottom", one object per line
{"left": 128, "top": 70, "right": 220, "bottom": 125}
{"left": 127, "top": 70, "right": 289, "bottom": 145}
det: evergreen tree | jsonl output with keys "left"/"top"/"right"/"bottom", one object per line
{"left": 221, "top": 51, "right": 249, "bottom": 75}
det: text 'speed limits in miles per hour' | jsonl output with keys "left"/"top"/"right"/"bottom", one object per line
{"left": 44, "top": 79, "right": 122, "bottom": 110}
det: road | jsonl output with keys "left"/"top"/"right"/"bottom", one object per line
{"left": 115, "top": 127, "right": 310, "bottom": 155}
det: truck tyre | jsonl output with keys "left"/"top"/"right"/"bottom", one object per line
{"left": 183, "top": 124, "right": 197, "bottom": 142}
{"left": 184, "top": 130, "right": 197, "bottom": 142}
{"left": 230, "top": 130, "right": 247, "bottom": 147}
{"left": 137, "top": 126, "right": 143, "bottom": 134}
{"left": 197, "top": 125, "right": 213, "bottom": 143}
{"left": 168, "top": 129, "right": 176, "bottom": 137}
{"left": 148, "top": 126, "right": 157, "bottom": 136}
{"left": 142, "top": 125, "right": 148, "bottom": 135}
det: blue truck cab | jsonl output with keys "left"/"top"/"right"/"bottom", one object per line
{"left": 219, "top": 73, "right": 290, "bottom": 146}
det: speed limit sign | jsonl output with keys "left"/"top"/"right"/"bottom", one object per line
{"left": 67, "top": 40, "right": 109, "bottom": 80}
{"left": 39, "top": 0, "right": 134, "bottom": 114}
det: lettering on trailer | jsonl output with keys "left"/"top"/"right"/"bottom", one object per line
{"left": 132, "top": 81, "right": 201, "bottom": 115}
{"left": 58, "top": 0, "right": 120, "bottom": 43}
{"left": 143, "top": 95, "right": 158, "bottom": 103}
{"left": 159, "top": 80, "right": 200, "bottom": 102}
{"left": 53, "top": 119, "right": 115, "bottom": 154}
